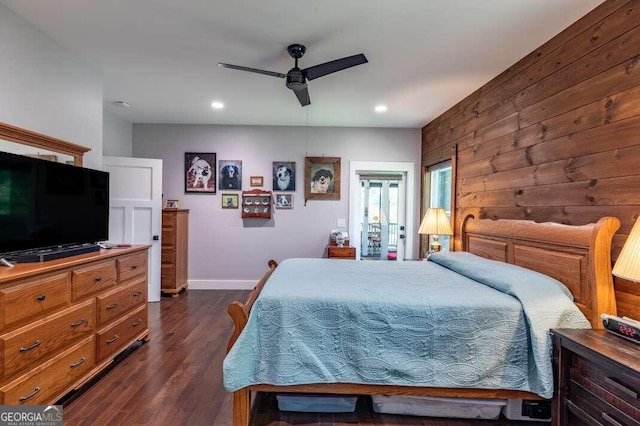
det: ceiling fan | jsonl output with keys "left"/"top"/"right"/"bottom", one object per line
{"left": 218, "top": 43, "right": 368, "bottom": 107}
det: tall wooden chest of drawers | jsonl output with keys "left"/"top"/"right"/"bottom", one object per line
{"left": 552, "top": 328, "right": 640, "bottom": 425}
{"left": 161, "top": 209, "right": 189, "bottom": 297}
{"left": 0, "top": 246, "right": 150, "bottom": 405}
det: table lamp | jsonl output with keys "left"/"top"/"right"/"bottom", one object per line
{"left": 418, "top": 208, "right": 453, "bottom": 254}
{"left": 612, "top": 216, "right": 640, "bottom": 312}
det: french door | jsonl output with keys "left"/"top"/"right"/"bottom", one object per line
{"left": 359, "top": 176, "right": 403, "bottom": 261}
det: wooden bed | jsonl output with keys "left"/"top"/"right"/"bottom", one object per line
{"left": 225, "top": 214, "right": 620, "bottom": 426}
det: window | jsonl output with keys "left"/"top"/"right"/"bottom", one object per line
{"left": 425, "top": 161, "right": 452, "bottom": 252}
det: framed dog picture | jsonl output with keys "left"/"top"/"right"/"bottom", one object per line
{"left": 274, "top": 194, "right": 293, "bottom": 209}
{"left": 221, "top": 193, "right": 239, "bottom": 209}
{"left": 305, "top": 157, "right": 340, "bottom": 201}
{"left": 272, "top": 161, "right": 295, "bottom": 191}
{"left": 219, "top": 160, "right": 242, "bottom": 190}
{"left": 185, "top": 152, "right": 216, "bottom": 193}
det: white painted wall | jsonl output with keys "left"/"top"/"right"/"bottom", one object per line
{"left": 133, "top": 124, "right": 420, "bottom": 288}
{"left": 103, "top": 111, "right": 133, "bottom": 157}
{"left": 0, "top": 4, "right": 103, "bottom": 169}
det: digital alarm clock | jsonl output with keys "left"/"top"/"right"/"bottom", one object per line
{"left": 601, "top": 314, "right": 640, "bottom": 344}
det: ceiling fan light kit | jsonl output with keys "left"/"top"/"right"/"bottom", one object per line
{"left": 218, "top": 43, "right": 367, "bottom": 107}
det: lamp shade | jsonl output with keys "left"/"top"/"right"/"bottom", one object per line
{"left": 612, "top": 216, "right": 640, "bottom": 282}
{"left": 418, "top": 208, "right": 453, "bottom": 236}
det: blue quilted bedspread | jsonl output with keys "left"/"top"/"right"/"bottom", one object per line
{"left": 223, "top": 254, "right": 590, "bottom": 398}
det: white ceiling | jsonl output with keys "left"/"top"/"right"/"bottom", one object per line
{"left": 1, "top": 0, "right": 604, "bottom": 128}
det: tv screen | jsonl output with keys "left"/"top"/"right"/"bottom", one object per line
{"left": 0, "top": 151, "right": 109, "bottom": 255}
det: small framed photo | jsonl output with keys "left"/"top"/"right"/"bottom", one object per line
{"left": 164, "top": 199, "right": 180, "bottom": 209}
{"left": 274, "top": 194, "right": 293, "bottom": 209}
{"left": 305, "top": 156, "right": 341, "bottom": 201}
{"left": 250, "top": 176, "right": 264, "bottom": 187}
{"left": 222, "top": 193, "right": 239, "bottom": 209}
{"left": 185, "top": 152, "right": 216, "bottom": 193}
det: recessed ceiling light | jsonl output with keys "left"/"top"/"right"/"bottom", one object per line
{"left": 113, "top": 101, "right": 130, "bottom": 108}
{"left": 211, "top": 101, "right": 224, "bottom": 109}
{"left": 375, "top": 104, "right": 387, "bottom": 113}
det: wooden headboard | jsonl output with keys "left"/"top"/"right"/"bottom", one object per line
{"left": 461, "top": 214, "right": 620, "bottom": 328}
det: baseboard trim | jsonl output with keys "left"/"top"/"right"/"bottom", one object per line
{"left": 187, "top": 280, "right": 256, "bottom": 290}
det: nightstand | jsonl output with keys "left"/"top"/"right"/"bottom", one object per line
{"left": 327, "top": 246, "right": 356, "bottom": 260}
{"left": 552, "top": 328, "right": 640, "bottom": 425}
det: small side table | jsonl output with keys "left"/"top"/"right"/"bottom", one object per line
{"left": 327, "top": 245, "right": 356, "bottom": 260}
{"left": 552, "top": 328, "right": 640, "bottom": 425}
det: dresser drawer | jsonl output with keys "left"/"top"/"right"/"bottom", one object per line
{"left": 71, "top": 260, "right": 117, "bottom": 301}
{"left": 162, "top": 213, "right": 177, "bottom": 228}
{"left": 161, "top": 265, "right": 175, "bottom": 287}
{"left": 327, "top": 246, "right": 356, "bottom": 259}
{"left": 161, "top": 246, "right": 175, "bottom": 263}
{"left": 161, "top": 227, "right": 175, "bottom": 244}
{"left": 0, "top": 300, "right": 94, "bottom": 379}
{"left": 0, "top": 273, "right": 70, "bottom": 330}
{"left": 567, "top": 382, "right": 639, "bottom": 426}
{"left": 118, "top": 252, "right": 147, "bottom": 283}
{"left": 97, "top": 304, "right": 147, "bottom": 362}
{"left": 0, "top": 336, "right": 95, "bottom": 405}
{"left": 570, "top": 354, "right": 640, "bottom": 421}
{"left": 573, "top": 354, "right": 640, "bottom": 410}
{"left": 96, "top": 278, "right": 147, "bottom": 327}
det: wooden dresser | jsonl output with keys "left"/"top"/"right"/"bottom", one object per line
{"left": 0, "top": 245, "right": 149, "bottom": 405}
{"left": 161, "top": 209, "right": 189, "bottom": 297}
{"left": 552, "top": 329, "right": 640, "bottom": 425}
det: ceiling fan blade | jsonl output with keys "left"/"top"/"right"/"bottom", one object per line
{"left": 293, "top": 87, "right": 311, "bottom": 107}
{"left": 217, "top": 63, "right": 286, "bottom": 79}
{"left": 302, "top": 54, "right": 368, "bottom": 81}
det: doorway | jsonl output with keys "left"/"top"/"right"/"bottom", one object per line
{"left": 360, "top": 176, "right": 402, "bottom": 260}
{"left": 349, "top": 161, "right": 416, "bottom": 261}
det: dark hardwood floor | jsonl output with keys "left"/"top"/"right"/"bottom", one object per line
{"left": 61, "top": 290, "right": 540, "bottom": 425}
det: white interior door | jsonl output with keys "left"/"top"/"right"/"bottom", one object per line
{"left": 104, "top": 156, "right": 163, "bottom": 302}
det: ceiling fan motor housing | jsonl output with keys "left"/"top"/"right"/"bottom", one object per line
{"left": 286, "top": 68, "right": 306, "bottom": 91}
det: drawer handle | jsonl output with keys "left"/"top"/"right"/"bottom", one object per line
{"left": 106, "top": 335, "right": 119, "bottom": 344}
{"left": 36, "top": 295, "right": 46, "bottom": 301}
{"left": 133, "top": 291, "right": 143, "bottom": 297}
{"left": 602, "top": 413, "right": 624, "bottom": 426}
{"left": 95, "top": 276, "right": 102, "bottom": 282}
{"left": 70, "top": 318, "right": 86, "bottom": 328}
{"left": 107, "top": 302, "right": 119, "bottom": 310}
{"left": 19, "top": 386, "right": 41, "bottom": 402}
{"left": 604, "top": 376, "right": 638, "bottom": 399}
{"left": 70, "top": 357, "right": 86, "bottom": 368}
{"left": 19, "top": 340, "right": 41, "bottom": 352}
{"left": 131, "top": 265, "right": 139, "bottom": 270}
{"left": 132, "top": 319, "right": 143, "bottom": 327}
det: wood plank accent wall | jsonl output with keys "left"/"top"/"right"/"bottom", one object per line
{"left": 421, "top": 0, "right": 640, "bottom": 319}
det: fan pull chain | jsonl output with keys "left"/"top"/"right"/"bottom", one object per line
{"left": 305, "top": 107, "right": 309, "bottom": 206}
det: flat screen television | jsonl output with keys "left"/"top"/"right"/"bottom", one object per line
{"left": 0, "top": 151, "right": 109, "bottom": 257}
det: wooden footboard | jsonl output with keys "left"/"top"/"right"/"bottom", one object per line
{"left": 226, "top": 259, "right": 278, "bottom": 353}
{"left": 226, "top": 259, "right": 278, "bottom": 426}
